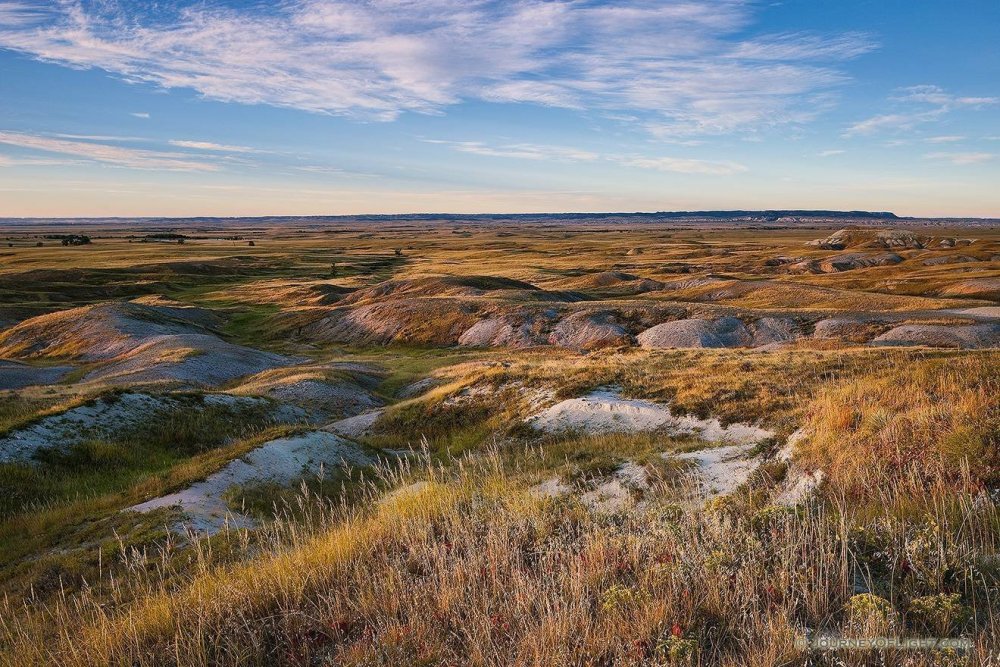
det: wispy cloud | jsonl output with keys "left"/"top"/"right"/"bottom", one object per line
{"left": 0, "top": 1, "right": 42, "bottom": 27}
{"left": 0, "top": 155, "right": 86, "bottom": 167}
{"left": 55, "top": 133, "right": 146, "bottom": 142}
{"left": 818, "top": 149, "right": 845, "bottom": 157}
{"left": 845, "top": 85, "right": 996, "bottom": 136}
{"left": 130, "top": 112, "right": 150, "bottom": 119}
{"left": 845, "top": 113, "right": 927, "bottom": 136}
{"left": 924, "top": 151, "right": 994, "bottom": 165}
{"left": 169, "top": 140, "right": 260, "bottom": 153}
{"left": 727, "top": 31, "right": 875, "bottom": 61}
{"left": 0, "top": 1, "right": 876, "bottom": 138}
{"left": 896, "top": 85, "right": 997, "bottom": 108}
{"left": 424, "top": 140, "right": 599, "bottom": 162}
{"left": 924, "top": 135, "right": 965, "bottom": 143}
{"left": 612, "top": 155, "right": 748, "bottom": 175}
{"left": 427, "top": 138, "right": 746, "bottom": 175}
{"left": 0, "top": 131, "right": 218, "bottom": 171}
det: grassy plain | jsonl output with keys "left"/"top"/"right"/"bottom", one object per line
{"left": 0, "top": 218, "right": 996, "bottom": 665}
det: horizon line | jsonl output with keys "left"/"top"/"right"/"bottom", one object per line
{"left": 3, "top": 210, "right": 1000, "bottom": 223}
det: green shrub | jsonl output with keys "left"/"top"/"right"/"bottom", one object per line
{"left": 845, "top": 593, "right": 895, "bottom": 634}
{"left": 908, "top": 593, "right": 970, "bottom": 635}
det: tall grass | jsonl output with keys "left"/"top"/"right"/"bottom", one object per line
{"left": 1, "top": 446, "right": 995, "bottom": 666}
{"left": 798, "top": 354, "right": 999, "bottom": 496}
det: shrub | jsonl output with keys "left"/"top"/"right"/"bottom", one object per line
{"left": 908, "top": 593, "right": 970, "bottom": 635}
{"left": 654, "top": 635, "right": 699, "bottom": 666}
{"left": 845, "top": 593, "right": 895, "bottom": 635}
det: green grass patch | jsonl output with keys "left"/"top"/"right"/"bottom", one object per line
{"left": 0, "top": 422, "right": 300, "bottom": 602}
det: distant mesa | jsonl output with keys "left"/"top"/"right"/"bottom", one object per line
{"left": 0, "top": 209, "right": 910, "bottom": 228}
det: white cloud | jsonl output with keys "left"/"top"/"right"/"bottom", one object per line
{"left": 845, "top": 85, "right": 997, "bottom": 136}
{"left": 0, "top": 155, "right": 85, "bottom": 167}
{"left": 131, "top": 112, "right": 150, "bottom": 119}
{"left": 727, "top": 31, "right": 875, "bottom": 61}
{"left": 925, "top": 135, "right": 965, "bottom": 143}
{"left": 0, "top": 1, "right": 875, "bottom": 137}
{"left": 169, "top": 140, "right": 260, "bottom": 153}
{"left": 818, "top": 149, "right": 845, "bottom": 157}
{"left": 844, "top": 112, "right": 934, "bottom": 136}
{"left": 0, "top": 131, "right": 218, "bottom": 171}
{"left": 425, "top": 140, "right": 599, "bottom": 162}
{"left": 0, "top": 2, "right": 42, "bottom": 27}
{"left": 56, "top": 133, "right": 145, "bottom": 142}
{"left": 924, "top": 152, "right": 994, "bottom": 165}
{"left": 613, "top": 155, "right": 748, "bottom": 175}
{"left": 427, "top": 138, "right": 745, "bottom": 174}
{"left": 895, "top": 85, "right": 997, "bottom": 108}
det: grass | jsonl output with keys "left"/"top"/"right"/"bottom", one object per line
{"left": 0, "top": 393, "right": 53, "bottom": 436}
{"left": 798, "top": 353, "right": 999, "bottom": 497}
{"left": 0, "top": 389, "right": 102, "bottom": 439}
{"left": 0, "top": 395, "right": 309, "bottom": 602}
{"left": 1, "top": 450, "right": 995, "bottom": 666}
{"left": 0, "top": 222, "right": 998, "bottom": 665}
{"left": 4, "top": 347, "right": 985, "bottom": 664}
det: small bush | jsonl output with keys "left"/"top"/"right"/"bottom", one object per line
{"left": 908, "top": 593, "right": 970, "bottom": 635}
{"left": 845, "top": 593, "right": 895, "bottom": 635}
{"left": 654, "top": 635, "right": 699, "bottom": 666}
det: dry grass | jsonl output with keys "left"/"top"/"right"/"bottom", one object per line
{"left": 2, "top": 448, "right": 996, "bottom": 666}
{"left": 1, "top": 349, "right": 996, "bottom": 665}
{"left": 798, "top": 354, "right": 999, "bottom": 497}
{"left": 1, "top": 221, "right": 998, "bottom": 665}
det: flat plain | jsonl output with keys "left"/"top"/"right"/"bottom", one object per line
{"left": 0, "top": 215, "right": 997, "bottom": 666}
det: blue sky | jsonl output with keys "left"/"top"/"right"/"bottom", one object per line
{"left": 0, "top": 0, "right": 997, "bottom": 217}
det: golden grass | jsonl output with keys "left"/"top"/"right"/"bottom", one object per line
{"left": 1, "top": 222, "right": 998, "bottom": 665}
{"left": 798, "top": 354, "right": 999, "bottom": 496}
{"left": 2, "top": 450, "right": 996, "bottom": 666}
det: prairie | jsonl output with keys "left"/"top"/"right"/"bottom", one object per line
{"left": 0, "top": 215, "right": 997, "bottom": 666}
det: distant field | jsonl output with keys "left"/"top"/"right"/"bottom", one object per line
{"left": 0, "top": 217, "right": 997, "bottom": 666}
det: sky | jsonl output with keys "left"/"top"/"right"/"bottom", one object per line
{"left": 0, "top": 0, "right": 998, "bottom": 218}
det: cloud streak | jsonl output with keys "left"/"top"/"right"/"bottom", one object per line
{"left": 0, "top": 1, "right": 42, "bottom": 27}
{"left": 169, "top": 140, "right": 260, "bottom": 153}
{"left": 845, "top": 85, "right": 997, "bottom": 136}
{"left": 428, "top": 138, "right": 747, "bottom": 175}
{"left": 424, "top": 140, "right": 599, "bottom": 162}
{"left": 924, "top": 152, "right": 994, "bottom": 166}
{"left": 612, "top": 155, "right": 748, "bottom": 175}
{"left": 0, "top": 131, "right": 218, "bottom": 171}
{"left": 0, "top": 0, "right": 875, "bottom": 137}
